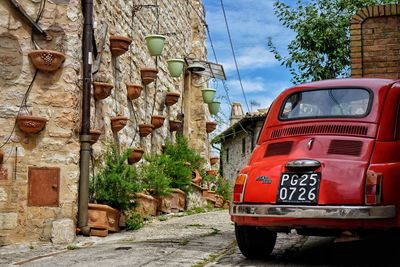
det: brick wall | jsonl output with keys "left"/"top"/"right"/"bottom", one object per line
{"left": 350, "top": 4, "right": 400, "bottom": 78}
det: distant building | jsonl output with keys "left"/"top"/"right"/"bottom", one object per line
{"left": 214, "top": 103, "right": 268, "bottom": 181}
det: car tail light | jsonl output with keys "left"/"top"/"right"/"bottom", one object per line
{"left": 365, "top": 171, "right": 382, "bottom": 205}
{"left": 233, "top": 174, "right": 247, "bottom": 203}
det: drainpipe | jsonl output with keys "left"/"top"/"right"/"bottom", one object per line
{"left": 78, "top": 0, "right": 93, "bottom": 236}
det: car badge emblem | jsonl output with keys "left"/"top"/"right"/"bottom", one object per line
{"left": 307, "top": 138, "right": 314, "bottom": 150}
{"left": 256, "top": 176, "right": 272, "bottom": 184}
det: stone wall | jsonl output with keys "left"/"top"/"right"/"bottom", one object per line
{"left": 350, "top": 4, "right": 400, "bottom": 78}
{"left": 0, "top": 0, "right": 209, "bottom": 245}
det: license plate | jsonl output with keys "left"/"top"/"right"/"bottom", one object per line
{"left": 277, "top": 172, "right": 321, "bottom": 204}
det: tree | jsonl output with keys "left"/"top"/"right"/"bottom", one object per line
{"left": 268, "top": 0, "right": 396, "bottom": 84}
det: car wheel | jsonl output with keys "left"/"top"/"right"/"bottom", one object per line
{"left": 235, "top": 224, "right": 277, "bottom": 259}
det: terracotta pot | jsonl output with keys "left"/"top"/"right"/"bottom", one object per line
{"left": 128, "top": 147, "right": 144, "bottom": 164}
{"left": 93, "top": 82, "right": 113, "bottom": 100}
{"left": 203, "top": 190, "right": 216, "bottom": 202}
{"left": 169, "top": 120, "right": 182, "bottom": 132}
{"left": 151, "top": 115, "right": 165, "bottom": 129}
{"left": 16, "top": 115, "right": 47, "bottom": 134}
{"left": 192, "top": 170, "right": 202, "bottom": 185}
{"left": 28, "top": 50, "right": 65, "bottom": 72}
{"left": 110, "top": 116, "right": 128, "bottom": 132}
{"left": 109, "top": 36, "right": 132, "bottom": 57}
{"left": 157, "top": 188, "right": 186, "bottom": 214}
{"left": 126, "top": 84, "right": 142, "bottom": 100}
{"left": 134, "top": 193, "right": 159, "bottom": 216}
{"left": 90, "top": 129, "right": 102, "bottom": 144}
{"left": 0, "top": 150, "right": 3, "bottom": 164}
{"left": 206, "top": 169, "right": 218, "bottom": 176}
{"left": 138, "top": 124, "right": 154, "bottom": 137}
{"left": 206, "top": 121, "right": 217, "bottom": 133}
{"left": 140, "top": 68, "right": 158, "bottom": 85}
{"left": 88, "top": 203, "right": 120, "bottom": 232}
{"left": 223, "top": 200, "right": 230, "bottom": 209}
{"left": 215, "top": 194, "right": 224, "bottom": 208}
{"left": 210, "top": 156, "right": 219, "bottom": 166}
{"left": 165, "top": 92, "right": 180, "bottom": 106}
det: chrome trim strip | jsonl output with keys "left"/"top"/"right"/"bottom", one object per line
{"left": 230, "top": 204, "right": 396, "bottom": 219}
{"left": 286, "top": 159, "right": 321, "bottom": 168}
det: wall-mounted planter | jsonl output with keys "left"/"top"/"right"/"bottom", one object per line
{"left": 169, "top": 120, "right": 182, "bottom": 132}
{"left": 165, "top": 92, "right": 180, "bottom": 106}
{"left": 28, "top": 50, "right": 65, "bottom": 72}
{"left": 151, "top": 115, "right": 165, "bottom": 129}
{"left": 140, "top": 68, "right": 158, "bottom": 85}
{"left": 138, "top": 124, "right": 154, "bottom": 137}
{"left": 110, "top": 116, "right": 128, "bottom": 132}
{"left": 208, "top": 101, "right": 221, "bottom": 115}
{"left": 90, "top": 129, "right": 102, "bottom": 144}
{"left": 210, "top": 156, "right": 219, "bottom": 166}
{"left": 145, "top": 34, "right": 166, "bottom": 56}
{"left": 16, "top": 115, "right": 47, "bottom": 134}
{"left": 215, "top": 195, "right": 224, "bottom": 208}
{"left": 201, "top": 88, "right": 216, "bottom": 104}
{"left": 93, "top": 82, "right": 113, "bottom": 100}
{"left": 206, "top": 121, "right": 217, "bottom": 133}
{"left": 166, "top": 59, "right": 185, "bottom": 77}
{"left": 0, "top": 150, "right": 3, "bottom": 164}
{"left": 126, "top": 84, "right": 143, "bottom": 100}
{"left": 206, "top": 169, "right": 218, "bottom": 176}
{"left": 88, "top": 203, "right": 120, "bottom": 232}
{"left": 110, "top": 36, "right": 132, "bottom": 57}
{"left": 192, "top": 170, "right": 202, "bottom": 185}
{"left": 128, "top": 147, "right": 145, "bottom": 164}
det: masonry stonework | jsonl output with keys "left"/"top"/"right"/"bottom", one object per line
{"left": 0, "top": 0, "right": 209, "bottom": 245}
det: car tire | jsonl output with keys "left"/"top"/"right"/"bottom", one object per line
{"left": 235, "top": 224, "right": 277, "bottom": 259}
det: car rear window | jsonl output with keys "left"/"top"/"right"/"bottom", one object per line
{"left": 280, "top": 88, "right": 371, "bottom": 120}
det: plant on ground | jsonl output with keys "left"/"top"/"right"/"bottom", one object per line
{"left": 125, "top": 213, "right": 144, "bottom": 231}
{"left": 90, "top": 144, "right": 142, "bottom": 211}
{"left": 215, "top": 176, "right": 232, "bottom": 201}
{"left": 141, "top": 153, "right": 172, "bottom": 196}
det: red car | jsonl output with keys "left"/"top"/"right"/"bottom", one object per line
{"left": 230, "top": 78, "right": 400, "bottom": 259}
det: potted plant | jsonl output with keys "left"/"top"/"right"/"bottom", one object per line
{"left": 110, "top": 116, "right": 128, "bottom": 132}
{"left": 206, "top": 169, "right": 218, "bottom": 176}
{"left": 206, "top": 121, "right": 217, "bottom": 133}
{"left": 93, "top": 82, "right": 113, "bottom": 100}
{"left": 169, "top": 119, "right": 181, "bottom": 132}
{"left": 128, "top": 147, "right": 145, "bottom": 164}
{"left": 28, "top": 50, "right": 65, "bottom": 72}
{"left": 134, "top": 192, "right": 159, "bottom": 216}
{"left": 140, "top": 68, "right": 158, "bottom": 85}
{"left": 138, "top": 123, "right": 154, "bottom": 137}
{"left": 165, "top": 92, "right": 180, "bottom": 106}
{"left": 210, "top": 156, "right": 219, "bottom": 166}
{"left": 151, "top": 115, "right": 165, "bottom": 129}
{"left": 208, "top": 101, "right": 221, "bottom": 115}
{"left": 16, "top": 115, "right": 47, "bottom": 134}
{"left": 110, "top": 36, "right": 133, "bottom": 57}
{"left": 201, "top": 88, "right": 216, "bottom": 104}
{"left": 166, "top": 59, "right": 185, "bottom": 77}
{"left": 90, "top": 129, "right": 102, "bottom": 144}
{"left": 145, "top": 34, "right": 166, "bottom": 56}
{"left": 126, "top": 84, "right": 143, "bottom": 100}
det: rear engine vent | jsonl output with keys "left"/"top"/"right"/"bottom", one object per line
{"left": 265, "top": 141, "right": 293, "bottom": 157}
{"left": 270, "top": 125, "right": 368, "bottom": 139}
{"left": 327, "top": 140, "right": 363, "bottom": 156}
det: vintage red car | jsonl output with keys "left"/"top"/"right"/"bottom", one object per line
{"left": 230, "top": 78, "right": 400, "bottom": 259}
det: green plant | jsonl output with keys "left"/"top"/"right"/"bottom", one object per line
{"left": 141, "top": 154, "right": 173, "bottom": 196}
{"left": 90, "top": 144, "right": 142, "bottom": 211}
{"left": 215, "top": 176, "right": 232, "bottom": 201}
{"left": 125, "top": 213, "right": 144, "bottom": 231}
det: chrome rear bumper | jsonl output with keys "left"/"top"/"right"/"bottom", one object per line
{"left": 230, "top": 204, "right": 396, "bottom": 219}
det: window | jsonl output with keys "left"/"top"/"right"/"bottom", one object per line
{"left": 226, "top": 148, "right": 229, "bottom": 163}
{"left": 242, "top": 138, "right": 246, "bottom": 155}
{"left": 280, "top": 88, "right": 371, "bottom": 120}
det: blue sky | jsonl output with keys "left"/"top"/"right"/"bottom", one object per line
{"left": 203, "top": 0, "right": 297, "bottom": 121}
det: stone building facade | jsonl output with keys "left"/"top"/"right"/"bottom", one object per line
{"left": 350, "top": 4, "right": 400, "bottom": 78}
{"left": 0, "top": 0, "right": 210, "bottom": 245}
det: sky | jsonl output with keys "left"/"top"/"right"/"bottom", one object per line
{"left": 202, "top": 0, "right": 297, "bottom": 122}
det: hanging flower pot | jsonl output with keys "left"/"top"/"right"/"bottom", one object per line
{"left": 138, "top": 124, "right": 154, "bottom": 137}
{"left": 145, "top": 34, "right": 166, "bottom": 56}
{"left": 110, "top": 116, "right": 128, "bottom": 132}
{"left": 165, "top": 92, "right": 180, "bottom": 106}
{"left": 128, "top": 147, "right": 145, "bottom": 164}
{"left": 151, "top": 115, "right": 165, "bottom": 129}
{"left": 210, "top": 156, "right": 219, "bottom": 166}
{"left": 208, "top": 101, "right": 221, "bottom": 115}
{"left": 201, "top": 88, "right": 216, "bottom": 104}
{"left": 166, "top": 59, "right": 185, "bottom": 77}
{"left": 28, "top": 50, "right": 65, "bottom": 72}
{"left": 126, "top": 84, "right": 143, "bottom": 100}
{"left": 206, "top": 121, "right": 217, "bottom": 133}
{"left": 16, "top": 115, "right": 47, "bottom": 134}
{"left": 140, "top": 68, "right": 158, "bottom": 85}
{"left": 90, "top": 129, "right": 102, "bottom": 144}
{"left": 206, "top": 169, "right": 218, "bottom": 176}
{"left": 169, "top": 120, "right": 182, "bottom": 132}
{"left": 109, "top": 36, "right": 132, "bottom": 57}
{"left": 93, "top": 82, "right": 113, "bottom": 100}
{"left": 0, "top": 150, "right": 4, "bottom": 164}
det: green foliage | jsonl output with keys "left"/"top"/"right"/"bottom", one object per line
{"left": 125, "top": 213, "right": 144, "bottom": 231}
{"left": 269, "top": 0, "right": 396, "bottom": 84}
{"left": 141, "top": 153, "right": 173, "bottom": 196}
{"left": 90, "top": 144, "right": 142, "bottom": 211}
{"left": 215, "top": 176, "right": 232, "bottom": 201}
